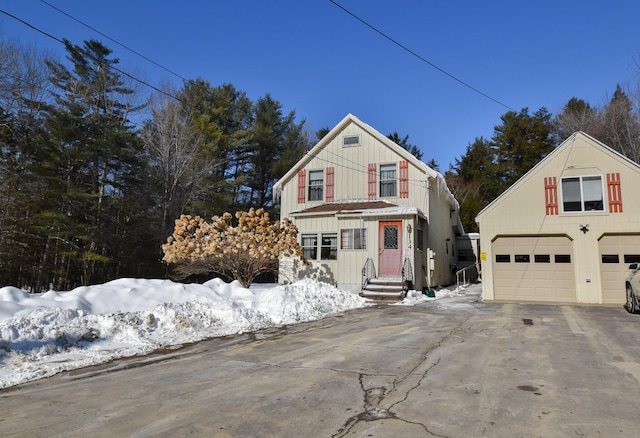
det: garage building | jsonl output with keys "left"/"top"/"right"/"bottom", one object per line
{"left": 476, "top": 132, "right": 640, "bottom": 304}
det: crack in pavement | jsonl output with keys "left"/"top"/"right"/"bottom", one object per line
{"left": 331, "top": 316, "right": 471, "bottom": 438}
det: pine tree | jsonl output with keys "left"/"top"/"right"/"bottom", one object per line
{"left": 492, "top": 107, "right": 555, "bottom": 188}
{"left": 387, "top": 132, "right": 423, "bottom": 160}
{"left": 184, "top": 80, "right": 254, "bottom": 215}
{"left": 247, "top": 94, "right": 309, "bottom": 210}
{"left": 38, "top": 39, "right": 147, "bottom": 288}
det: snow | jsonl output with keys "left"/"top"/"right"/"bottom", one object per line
{"left": 0, "top": 278, "right": 478, "bottom": 389}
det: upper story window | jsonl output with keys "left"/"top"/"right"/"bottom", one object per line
{"left": 308, "top": 170, "right": 323, "bottom": 201}
{"left": 342, "top": 135, "right": 360, "bottom": 147}
{"left": 379, "top": 163, "right": 397, "bottom": 197}
{"left": 561, "top": 175, "right": 604, "bottom": 212}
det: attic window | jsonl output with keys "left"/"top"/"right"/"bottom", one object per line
{"left": 343, "top": 135, "right": 360, "bottom": 147}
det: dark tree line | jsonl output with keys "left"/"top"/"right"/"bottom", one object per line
{"left": 0, "top": 38, "right": 311, "bottom": 291}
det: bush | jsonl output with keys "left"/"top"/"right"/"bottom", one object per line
{"left": 162, "top": 208, "right": 302, "bottom": 287}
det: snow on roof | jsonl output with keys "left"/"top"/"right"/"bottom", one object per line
{"left": 290, "top": 200, "right": 425, "bottom": 219}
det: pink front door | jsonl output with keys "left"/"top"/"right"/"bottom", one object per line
{"left": 379, "top": 221, "right": 402, "bottom": 276}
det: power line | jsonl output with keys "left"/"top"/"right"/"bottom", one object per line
{"left": 328, "top": 0, "right": 516, "bottom": 112}
{"left": 39, "top": 0, "right": 188, "bottom": 83}
{"left": 0, "top": 8, "right": 182, "bottom": 103}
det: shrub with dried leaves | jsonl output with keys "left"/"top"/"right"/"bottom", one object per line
{"left": 162, "top": 208, "right": 303, "bottom": 287}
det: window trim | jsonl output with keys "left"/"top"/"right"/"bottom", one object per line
{"left": 560, "top": 174, "right": 605, "bottom": 213}
{"left": 341, "top": 228, "right": 367, "bottom": 250}
{"left": 601, "top": 254, "right": 620, "bottom": 264}
{"left": 307, "top": 169, "right": 324, "bottom": 202}
{"left": 320, "top": 233, "right": 337, "bottom": 260}
{"left": 379, "top": 163, "right": 397, "bottom": 198}
{"left": 534, "top": 254, "right": 551, "bottom": 263}
{"left": 301, "top": 234, "right": 318, "bottom": 260}
{"left": 342, "top": 135, "right": 360, "bottom": 147}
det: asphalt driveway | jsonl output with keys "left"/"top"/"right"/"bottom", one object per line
{"left": 1, "top": 284, "right": 640, "bottom": 437}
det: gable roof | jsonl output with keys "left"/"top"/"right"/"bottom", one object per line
{"left": 476, "top": 131, "right": 640, "bottom": 220}
{"left": 273, "top": 113, "right": 439, "bottom": 191}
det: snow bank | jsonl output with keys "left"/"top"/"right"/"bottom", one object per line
{"left": 0, "top": 278, "right": 479, "bottom": 389}
{"left": 0, "top": 278, "right": 369, "bottom": 388}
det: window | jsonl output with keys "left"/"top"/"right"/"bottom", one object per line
{"left": 302, "top": 234, "right": 317, "bottom": 260}
{"left": 495, "top": 254, "right": 510, "bottom": 263}
{"left": 343, "top": 135, "right": 360, "bottom": 147}
{"left": 561, "top": 175, "right": 604, "bottom": 212}
{"left": 417, "top": 228, "right": 424, "bottom": 251}
{"left": 379, "top": 163, "right": 397, "bottom": 197}
{"left": 555, "top": 254, "right": 571, "bottom": 263}
{"left": 515, "top": 255, "right": 530, "bottom": 263}
{"left": 308, "top": 170, "right": 323, "bottom": 201}
{"left": 383, "top": 225, "right": 399, "bottom": 249}
{"left": 341, "top": 228, "right": 367, "bottom": 250}
{"left": 534, "top": 254, "right": 551, "bottom": 263}
{"left": 321, "top": 233, "right": 337, "bottom": 260}
{"left": 624, "top": 255, "right": 640, "bottom": 264}
{"left": 602, "top": 254, "right": 620, "bottom": 264}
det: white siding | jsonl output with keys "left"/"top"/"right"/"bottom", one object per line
{"left": 275, "top": 114, "right": 461, "bottom": 292}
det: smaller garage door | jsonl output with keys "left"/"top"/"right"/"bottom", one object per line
{"left": 599, "top": 234, "right": 640, "bottom": 304}
{"left": 493, "top": 236, "right": 575, "bottom": 302}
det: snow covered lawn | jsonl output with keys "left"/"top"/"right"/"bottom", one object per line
{"left": 0, "top": 278, "right": 473, "bottom": 388}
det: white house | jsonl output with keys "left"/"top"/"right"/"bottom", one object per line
{"left": 476, "top": 131, "right": 640, "bottom": 304}
{"left": 273, "top": 114, "right": 467, "bottom": 299}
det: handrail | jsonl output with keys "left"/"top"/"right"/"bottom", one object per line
{"left": 456, "top": 264, "right": 478, "bottom": 289}
{"left": 401, "top": 257, "right": 413, "bottom": 291}
{"left": 362, "top": 258, "right": 376, "bottom": 289}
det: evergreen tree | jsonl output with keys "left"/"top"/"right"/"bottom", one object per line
{"left": 246, "top": 94, "right": 309, "bottom": 209}
{"left": 492, "top": 107, "right": 555, "bottom": 188}
{"left": 38, "top": 39, "right": 149, "bottom": 288}
{"left": 447, "top": 108, "right": 554, "bottom": 232}
{"left": 184, "top": 80, "right": 253, "bottom": 215}
{"left": 387, "top": 132, "right": 423, "bottom": 160}
{"left": 447, "top": 137, "right": 496, "bottom": 232}
{"left": 0, "top": 39, "right": 57, "bottom": 289}
{"left": 315, "top": 126, "right": 330, "bottom": 141}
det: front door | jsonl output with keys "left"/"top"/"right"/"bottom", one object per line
{"left": 379, "top": 221, "right": 402, "bottom": 276}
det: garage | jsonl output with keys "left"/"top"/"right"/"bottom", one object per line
{"left": 493, "top": 236, "right": 575, "bottom": 302}
{"left": 599, "top": 234, "right": 640, "bottom": 304}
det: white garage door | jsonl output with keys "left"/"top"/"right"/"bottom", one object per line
{"left": 599, "top": 234, "right": 640, "bottom": 304}
{"left": 493, "top": 236, "right": 575, "bottom": 302}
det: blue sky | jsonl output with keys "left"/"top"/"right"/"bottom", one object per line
{"left": 1, "top": 1, "right": 639, "bottom": 170}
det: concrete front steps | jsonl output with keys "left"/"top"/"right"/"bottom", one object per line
{"left": 360, "top": 278, "right": 406, "bottom": 301}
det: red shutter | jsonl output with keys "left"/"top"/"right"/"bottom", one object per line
{"left": 544, "top": 177, "right": 558, "bottom": 215}
{"left": 297, "top": 169, "right": 306, "bottom": 204}
{"left": 399, "top": 160, "right": 409, "bottom": 198}
{"left": 326, "top": 167, "right": 334, "bottom": 202}
{"left": 607, "top": 172, "right": 623, "bottom": 213}
{"left": 368, "top": 164, "right": 377, "bottom": 200}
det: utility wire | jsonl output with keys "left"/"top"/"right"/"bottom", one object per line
{"left": 328, "top": 0, "right": 516, "bottom": 112}
{"left": 39, "top": 0, "right": 188, "bottom": 83}
{"left": 0, "top": 8, "right": 182, "bottom": 103}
